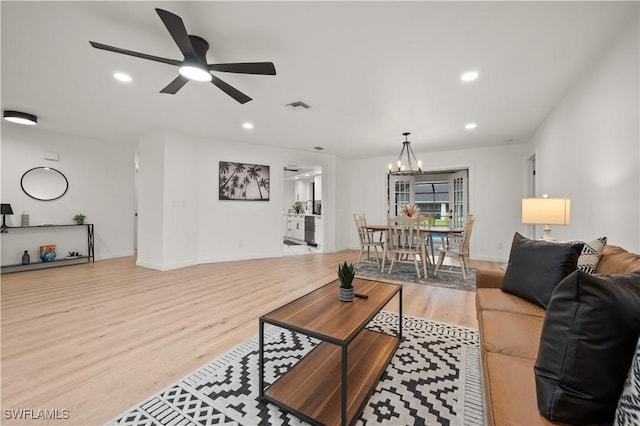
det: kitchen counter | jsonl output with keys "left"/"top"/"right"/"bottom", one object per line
{"left": 283, "top": 213, "right": 321, "bottom": 217}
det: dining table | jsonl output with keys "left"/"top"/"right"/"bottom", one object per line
{"left": 363, "top": 224, "right": 464, "bottom": 271}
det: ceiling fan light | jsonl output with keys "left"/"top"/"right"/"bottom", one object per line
{"left": 179, "top": 65, "right": 212, "bottom": 82}
{"left": 461, "top": 71, "right": 479, "bottom": 81}
{"left": 3, "top": 110, "right": 37, "bottom": 125}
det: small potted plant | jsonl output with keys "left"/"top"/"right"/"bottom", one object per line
{"left": 73, "top": 213, "right": 86, "bottom": 225}
{"left": 292, "top": 201, "right": 303, "bottom": 214}
{"left": 338, "top": 261, "right": 355, "bottom": 302}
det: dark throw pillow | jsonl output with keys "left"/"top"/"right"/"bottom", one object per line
{"left": 534, "top": 270, "right": 640, "bottom": 424}
{"left": 501, "top": 232, "right": 584, "bottom": 308}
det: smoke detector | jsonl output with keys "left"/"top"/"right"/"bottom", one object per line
{"left": 285, "top": 101, "right": 310, "bottom": 111}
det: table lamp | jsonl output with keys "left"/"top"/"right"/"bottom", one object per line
{"left": 1, "top": 203, "right": 14, "bottom": 233}
{"left": 522, "top": 196, "right": 570, "bottom": 241}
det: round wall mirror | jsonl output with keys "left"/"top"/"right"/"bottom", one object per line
{"left": 21, "top": 167, "right": 69, "bottom": 201}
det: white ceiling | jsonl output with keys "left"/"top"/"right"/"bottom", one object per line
{"left": 2, "top": 1, "right": 637, "bottom": 160}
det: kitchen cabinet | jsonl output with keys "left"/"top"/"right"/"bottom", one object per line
{"left": 314, "top": 175, "right": 322, "bottom": 200}
{"left": 295, "top": 181, "right": 310, "bottom": 202}
{"left": 285, "top": 214, "right": 305, "bottom": 241}
{"left": 314, "top": 217, "right": 323, "bottom": 248}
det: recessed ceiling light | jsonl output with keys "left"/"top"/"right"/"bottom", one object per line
{"left": 461, "top": 71, "right": 479, "bottom": 82}
{"left": 243, "top": 122, "right": 254, "bottom": 130}
{"left": 113, "top": 72, "right": 132, "bottom": 82}
{"left": 465, "top": 123, "right": 477, "bottom": 130}
{"left": 3, "top": 110, "right": 37, "bottom": 125}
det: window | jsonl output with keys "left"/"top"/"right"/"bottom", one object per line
{"left": 387, "top": 170, "right": 468, "bottom": 227}
{"left": 415, "top": 180, "right": 449, "bottom": 218}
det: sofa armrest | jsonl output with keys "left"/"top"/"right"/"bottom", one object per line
{"left": 476, "top": 269, "right": 505, "bottom": 289}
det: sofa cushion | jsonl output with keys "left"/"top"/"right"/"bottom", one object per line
{"left": 479, "top": 310, "right": 544, "bottom": 359}
{"left": 565, "top": 236, "right": 607, "bottom": 274}
{"left": 476, "top": 288, "right": 546, "bottom": 317}
{"left": 615, "top": 337, "right": 640, "bottom": 425}
{"left": 501, "top": 233, "right": 583, "bottom": 309}
{"left": 484, "top": 352, "right": 560, "bottom": 426}
{"left": 534, "top": 270, "right": 640, "bottom": 424}
{"left": 598, "top": 245, "right": 640, "bottom": 275}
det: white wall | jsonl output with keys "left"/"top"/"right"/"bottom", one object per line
{"left": 346, "top": 143, "right": 531, "bottom": 262}
{"left": 527, "top": 14, "right": 639, "bottom": 251}
{"left": 136, "top": 130, "right": 342, "bottom": 270}
{"left": 0, "top": 124, "right": 135, "bottom": 264}
{"left": 136, "top": 132, "right": 165, "bottom": 269}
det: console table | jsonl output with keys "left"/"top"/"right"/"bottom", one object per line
{"left": 1, "top": 224, "right": 94, "bottom": 274}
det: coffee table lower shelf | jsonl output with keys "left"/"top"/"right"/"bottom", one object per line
{"left": 263, "top": 328, "right": 399, "bottom": 426}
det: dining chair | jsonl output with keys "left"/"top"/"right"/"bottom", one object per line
{"left": 353, "top": 213, "right": 383, "bottom": 266}
{"left": 434, "top": 214, "right": 475, "bottom": 279}
{"left": 386, "top": 214, "right": 428, "bottom": 279}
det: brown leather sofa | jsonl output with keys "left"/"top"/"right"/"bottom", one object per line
{"left": 476, "top": 244, "right": 640, "bottom": 425}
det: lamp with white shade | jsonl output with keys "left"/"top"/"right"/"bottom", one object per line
{"left": 522, "top": 196, "right": 571, "bottom": 241}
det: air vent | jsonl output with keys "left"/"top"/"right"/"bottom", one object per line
{"left": 285, "top": 101, "right": 310, "bottom": 111}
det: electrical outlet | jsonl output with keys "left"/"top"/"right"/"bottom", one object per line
{"left": 497, "top": 242, "right": 504, "bottom": 250}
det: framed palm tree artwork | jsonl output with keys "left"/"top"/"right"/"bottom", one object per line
{"left": 219, "top": 161, "right": 270, "bottom": 201}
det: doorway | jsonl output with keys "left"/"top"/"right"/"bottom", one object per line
{"left": 388, "top": 169, "right": 469, "bottom": 226}
{"left": 283, "top": 165, "right": 322, "bottom": 255}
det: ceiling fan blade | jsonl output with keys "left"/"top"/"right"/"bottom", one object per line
{"left": 160, "top": 75, "right": 189, "bottom": 94}
{"left": 211, "top": 76, "right": 251, "bottom": 104}
{"left": 208, "top": 62, "right": 276, "bottom": 75}
{"left": 155, "top": 8, "right": 197, "bottom": 61}
{"left": 89, "top": 41, "right": 181, "bottom": 66}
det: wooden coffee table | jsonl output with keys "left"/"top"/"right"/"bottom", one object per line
{"left": 259, "top": 278, "right": 402, "bottom": 426}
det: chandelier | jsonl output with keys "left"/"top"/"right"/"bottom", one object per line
{"left": 388, "top": 132, "right": 423, "bottom": 175}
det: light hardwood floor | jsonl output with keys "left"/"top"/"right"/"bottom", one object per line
{"left": 1, "top": 250, "right": 500, "bottom": 425}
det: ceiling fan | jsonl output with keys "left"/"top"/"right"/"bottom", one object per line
{"left": 89, "top": 8, "right": 276, "bottom": 104}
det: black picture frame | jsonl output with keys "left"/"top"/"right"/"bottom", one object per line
{"left": 219, "top": 161, "right": 270, "bottom": 201}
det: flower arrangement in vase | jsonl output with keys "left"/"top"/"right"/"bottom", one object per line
{"left": 402, "top": 204, "right": 418, "bottom": 217}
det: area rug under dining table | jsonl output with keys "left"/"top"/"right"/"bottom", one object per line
{"left": 106, "top": 311, "right": 484, "bottom": 426}
{"left": 355, "top": 261, "right": 477, "bottom": 292}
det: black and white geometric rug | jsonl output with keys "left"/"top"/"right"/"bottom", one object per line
{"left": 355, "top": 261, "right": 477, "bottom": 292}
{"left": 106, "top": 312, "right": 484, "bottom": 426}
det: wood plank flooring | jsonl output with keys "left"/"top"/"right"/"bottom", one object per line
{"left": 1, "top": 250, "right": 499, "bottom": 425}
